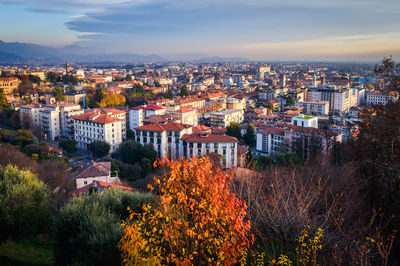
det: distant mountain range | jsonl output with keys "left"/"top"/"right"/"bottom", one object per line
{"left": 0, "top": 40, "right": 249, "bottom": 64}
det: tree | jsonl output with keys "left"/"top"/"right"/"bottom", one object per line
{"left": 285, "top": 95, "right": 295, "bottom": 106}
{"left": 58, "top": 138, "right": 77, "bottom": 154}
{"left": 255, "top": 155, "right": 273, "bottom": 170}
{"left": 180, "top": 86, "right": 189, "bottom": 97}
{"left": 126, "top": 74, "right": 132, "bottom": 81}
{"left": 266, "top": 101, "right": 274, "bottom": 111}
{"left": 54, "top": 189, "right": 154, "bottom": 266}
{"left": 126, "top": 129, "right": 135, "bottom": 140}
{"left": 89, "top": 141, "right": 111, "bottom": 157}
{"left": 374, "top": 56, "right": 400, "bottom": 93}
{"left": 119, "top": 157, "right": 252, "bottom": 265}
{"left": 227, "top": 122, "right": 242, "bottom": 139}
{"left": 37, "top": 159, "right": 74, "bottom": 206}
{"left": 166, "top": 89, "right": 174, "bottom": 99}
{"left": 54, "top": 87, "right": 64, "bottom": 102}
{"left": 119, "top": 141, "right": 144, "bottom": 165}
{"left": 207, "top": 152, "right": 224, "bottom": 168}
{"left": 98, "top": 94, "right": 126, "bottom": 108}
{"left": 28, "top": 75, "right": 41, "bottom": 85}
{"left": 243, "top": 124, "right": 256, "bottom": 147}
{"left": 0, "top": 165, "right": 53, "bottom": 242}
{"left": 0, "top": 88, "right": 7, "bottom": 107}
{"left": 46, "top": 71, "right": 59, "bottom": 83}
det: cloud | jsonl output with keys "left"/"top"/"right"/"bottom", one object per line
{"left": 1, "top": 0, "right": 400, "bottom": 59}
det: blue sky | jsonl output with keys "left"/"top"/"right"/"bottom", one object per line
{"left": 1, "top": 0, "right": 400, "bottom": 61}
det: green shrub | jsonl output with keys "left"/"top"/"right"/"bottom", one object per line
{"left": 53, "top": 189, "right": 154, "bottom": 266}
{"left": 0, "top": 165, "right": 53, "bottom": 242}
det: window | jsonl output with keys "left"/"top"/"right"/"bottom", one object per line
{"left": 84, "top": 181, "right": 87, "bottom": 185}
{"left": 214, "top": 143, "right": 219, "bottom": 148}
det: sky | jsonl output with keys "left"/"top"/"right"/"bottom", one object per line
{"left": 0, "top": 0, "right": 400, "bottom": 61}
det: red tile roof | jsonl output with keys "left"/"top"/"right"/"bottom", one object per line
{"left": 182, "top": 131, "right": 237, "bottom": 143}
{"left": 71, "top": 180, "right": 134, "bottom": 197}
{"left": 73, "top": 112, "right": 120, "bottom": 124}
{"left": 74, "top": 161, "right": 111, "bottom": 179}
{"left": 173, "top": 106, "right": 196, "bottom": 113}
{"left": 135, "top": 121, "right": 188, "bottom": 132}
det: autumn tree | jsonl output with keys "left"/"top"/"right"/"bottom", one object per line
{"left": 119, "top": 157, "right": 252, "bottom": 265}
{"left": 98, "top": 94, "right": 126, "bottom": 108}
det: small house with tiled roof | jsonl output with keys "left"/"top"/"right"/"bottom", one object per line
{"left": 73, "top": 161, "right": 119, "bottom": 189}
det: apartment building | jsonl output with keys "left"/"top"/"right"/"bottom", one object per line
{"left": 170, "top": 106, "right": 198, "bottom": 126}
{"left": 40, "top": 103, "right": 83, "bottom": 140}
{"left": 306, "top": 86, "right": 358, "bottom": 114}
{"left": 90, "top": 108, "right": 128, "bottom": 140}
{"left": 256, "top": 127, "right": 285, "bottom": 156}
{"left": 73, "top": 111, "right": 122, "bottom": 153}
{"left": 298, "top": 101, "right": 329, "bottom": 115}
{"left": 181, "top": 130, "right": 238, "bottom": 168}
{"left": 175, "top": 97, "right": 206, "bottom": 109}
{"left": 366, "top": 91, "right": 398, "bottom": 106}
{"left": 129, "top": 104, "right": 166, "bottom": 130}
{"left": 226, "top": 97, "right": 246, "bottom": 110}
{"left": 64, "top": 90, "right": 85, "bottom": 104}
{"left": 255, "top": 125, "right": 341, "bottom": 160}
{"left": 0, "top": 77, "right": 21, "bottom": 94}
{"left": 210, "top": 109, "right": 244, "bottom": 128}
{"left": 134, "top": 121, "right": 192, "bottom": 159}
{"left": 20, "top": 103, "right": 44, "bottom": 129}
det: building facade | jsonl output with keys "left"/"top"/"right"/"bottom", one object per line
{"left": 0, "top": 77, "right": 21, "bottom": 94}
{"left": 73, "top": 111, "right": 122, "bottom": 153}
{"left": 210, "top": 109, "right": 244, "bottom": 128}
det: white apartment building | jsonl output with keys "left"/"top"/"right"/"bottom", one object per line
{"left": 298, "top": 101, "right": 329, "bottom": 115}
{"left": 20, "top": 103, "right": 45, "bottom": 129}
{"left": 210, "top": 109, "right": 244, "bottom": 128}
{"left": 129, "top": 104, "right": 166, "bottom": 130}
{"left": 73, "top": 111, "right": 122, "bottom": 153}
{"left": 366, "top": 91, "right": 398, "bottom": 106}
{"left": 256, "top": 127, "right": 285, "bottom": 156}
{"left": 90, "top": 108, "right": 128, "bottom": 140}
{"left": 134, "top": 121, "right": 192, "bottom": 159}
{"left": 181, "top": 131, "right": 238, "bottom": 168}
{"left": 170, "top": 106, "right": 198, "bottom": 126}
{"left": 39, "top": 103, "right": 83, "bottom": 140}
{"left": 306, "top": 87, "right": 358, "bottom": 114}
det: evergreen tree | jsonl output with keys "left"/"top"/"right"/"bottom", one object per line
{"left": 180, "top": 86, "right": 189, "bottom": 97}
{"left": 0, "top": 88, "right": 7, "bottom": 107}
{"left": 243, "top": 124, "right": 256, "bottom": 147}
{"left": 226, "top": 122, "right": 242, "bottom": 139}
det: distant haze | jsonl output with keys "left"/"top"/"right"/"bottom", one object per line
{"left": 0, "top": 0, "right": 399, "bottom": 62}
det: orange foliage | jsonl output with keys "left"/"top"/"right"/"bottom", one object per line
{"left": 119, "top": 157, "right": 252, "bottom": 265}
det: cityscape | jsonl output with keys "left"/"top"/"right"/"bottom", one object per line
{"left": 0, "top": 0, "right": 399, "bottom": 265}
